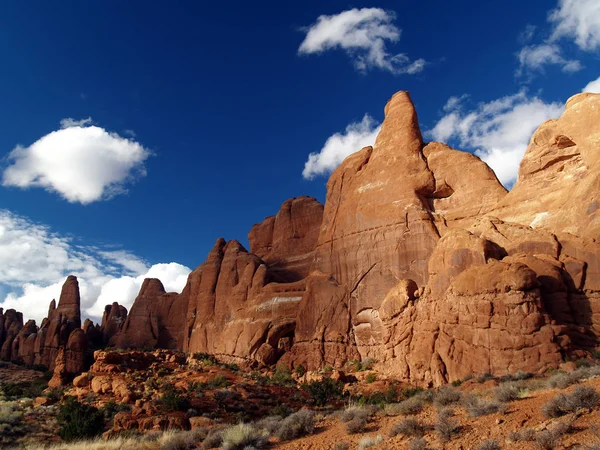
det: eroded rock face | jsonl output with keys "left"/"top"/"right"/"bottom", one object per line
{"left": 286, "top": 91, "right": 600, "bottom": 385}
{"left": 34, "top": 275, "right": 82, "bottom": 370}
{"left": 182, "top": 239, "right": 304, "bottom": 365}
{"left": 0, "top": 309, "right": 24, "bottom": 361}
{"left": 248, "top": 196, "right": 324, "bottom": 282}
{"left": 101, "top": 302, "right": 128, "bottom": 344}
{"left": 111, "top": 279, "right": 187, "bottom": 350}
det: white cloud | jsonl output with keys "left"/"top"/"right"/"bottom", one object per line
{"left": 60, "top": 117, "right": 92, "bottom": 129}
{"left": 517, "top": 43, "right": 583, "bottom": 76}
{"left": 298, "top": 8, "right": 426, "bottom": 75}
{"left": 0, "top": 209, "right": 191, "bottom": 323}
{"left": 549, "top": 0, "right": 600, "bottom": 51}
{"left": 427, "top": 91, "right": 564, "bottom": 187}
{"left": 303, "top": 114, "right": 381, "bottom": 179}
{"left": 583, "top": 75, "right": 600, "bottom": 93}
{"left": 2, "top": 119, "right": 151, "bottom": 204}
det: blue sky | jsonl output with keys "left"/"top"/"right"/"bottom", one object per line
{"left": 1, "top": 0, "right": 599, "bottom": 322}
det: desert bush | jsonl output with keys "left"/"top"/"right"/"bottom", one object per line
{"left": 255, "top": 415, "right": 283, "bottom": 434}
{"left": 358, "top": 434, "right": 383, "bottom": 450}
{"left": 0, "top": 378, "right": 47, "bottom": 399}
{"left": 508, "top": 428, "right": 536, "bottom": 442}
{"left": 475, "top": 439, "right": 501, "bottom": 450}
{"left": 302, "top": 378, "right": 344, "bottom": 406}
{"left": 158, "top": 429, "right": 205, "bottom": 450}
{"left": 202, "top": 428, "right": 224, "bottom": 449}
{"left": 435, "top": 408, "right": 458, "bottom": 442}
{"left": 0, "top": 401, "right": 24, "bottom": 426}
{"left": 409, "top": 437, "right": 429, "bottom": 450}
{"left": 434, "top": 386, "right": 461, "bottom": 406}
{"left": 476, "top": 373, "right": 495, "bottom": 383}
{"left": 57, "top": 397, "right": 106, "bottom": 441}
{"left": 389, "top": 417, "right": 425, "bottom": 438}
{"left": 160, "top": 386, "right": 191, "bottom": 412}
{"left": 542, "top": 386, "right": 600, "bottom": 418}
{"left": 463, "top": 394, "right": 504, "bottom": 417}
{"left": 547, "top": 372, "right": 574, "bottom": 389}
{"left": 535, "top": 422, "right": 571, "bottom": 450}
{"left": 567, "top": 385, "right": 600, "bottom": 410}
{"left": 389, "top": 396, "right": 424, "bottom": 415}
{"left": 270, "top": 366, "right": 295, "bottom": 387}
{"left": 366, "top": 373, "right": 378, "bottom": 384}
{"left": 495, "top": 382, "right": 523, "bottom": 402}
{"left": 334, "top": 443, "right": 350, "bottom": 450}
{"left": 339, "top": 404, "right": 373, "bottom": 422}
{"left": 295, "top": 365, "right": 306, "bottom": 377}
{"left": 276, "top": 409, "right": 315, "bottom": 440}
{"left": 214, "top": 389, "right": 242, "bottom": 403}
{"left": 220, "top": 423, "right": 268, "bottom": 450}
{"left": 206, "top": 374, "right": 231, "bottom": 389}
{"left": 345, "top": 416, "right": 369, "bottom": 434}
{"left": 103, "top": 400, "right": 131, "bottom": 421}
{"left": 269, "top": 403, "right": 292, "bottom": 418}
{"left": 45, "top": 386, "right": 65, "bottom": 402}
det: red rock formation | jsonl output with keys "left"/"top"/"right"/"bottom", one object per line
{"left": 34, "top": 275, "right": 82, "bottom": 370}
{"left": 248, "top": 196, "right": 323, "bottom": 281}
{"left": 101, "top": 302, "right": 127, "bottom": 344}
{"left": 284, "top": 91, "right": 600, "bottom": 385}
{"left": 0, "top": 309, "right": 23, "bottom": 361}
{"left": 11, "top": 320, "right": 38, "bottom": 366}
{"left": 111, "top": 279, "right": 186, "bottom": 349}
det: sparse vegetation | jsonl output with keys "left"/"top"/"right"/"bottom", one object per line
{"left": 386, "top": 395, "right": 424, "bottom": 415}
{"left": 270, "top": 366, "right": 295, "bottom": 387}
{"left": 535, "top": 421, "right": 571, "bottom": 450}
{"left": 358, "top": 434, "right": 383, "bottom": 450}
{"left": 294, "top": 365, "right": 306, "bottom": 377}
{"left": 463, "top": 393, "right": 504, "bottom": 417}
{"left": 220, "top": 423, "right": 269, "bottom": 450}
{"left": 57, "top": 397, "right": 106, "bottom": 441}
{"left": 475, "top": 439, "right": 501, "bottom": 450}
{"left": 495, "top": 381, "right": 524, "bottom": 402}
{"left": 334, "top": 443, "right": 350, "bottom": 450}
{"left": 365, "top": 373, "right": 377, "bottom": 384}
{"left": 302, "top": 377, "right": 344, "bottom": 406}
{"left": 276, "top": 409, "right": 315, "bottom": 440}
{"left": 389, "top": 417, "right": 425, "bottom": 438}
{"left": 340, "top": 405, "right": 372, "bottom": 434}
{"left": 435, "top": 407, "right": 458, "bottom": 442}
{"left": 409, "top": 437, "right": 429, "bottom": 450}
{"left": 508, "top": 428, "right": 536, "bottom": 442}
{"left": 0, "top": 379, "right": 47, "bottom": 400}
{"left": 434, "top": 386, "right": 461, "bottom": 406}
{"left": 542, "top": 385, "right": 600, "bottom": 418}
{"left": 160, "top": 385, "right": 191, "bottom": 412}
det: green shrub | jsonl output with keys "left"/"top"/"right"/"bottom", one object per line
{"left": 103, "top": 400, "right": 132, "bottom": 421}
{"left": 476, "top": 373, "right": 495, "bottom": 383}
{"left": 295, "top": 365, "right": 306, "bottom": 377}
{"left": 57, "top": 397, "right": 105, "bottom": 441}
{"left": 365, "top": 373, "right": 377, "bottom": 384}
{"left": 160, "top": 386, "right": 191, "bottom": 412}
{"left": 303, "top": 378, "right": 344, "bottom": 406}
{"left": 0, "top": 379, "right": 47, "bottom": 400}
{"left": 270, "top": 366, "right": 295, "bottom": 387}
